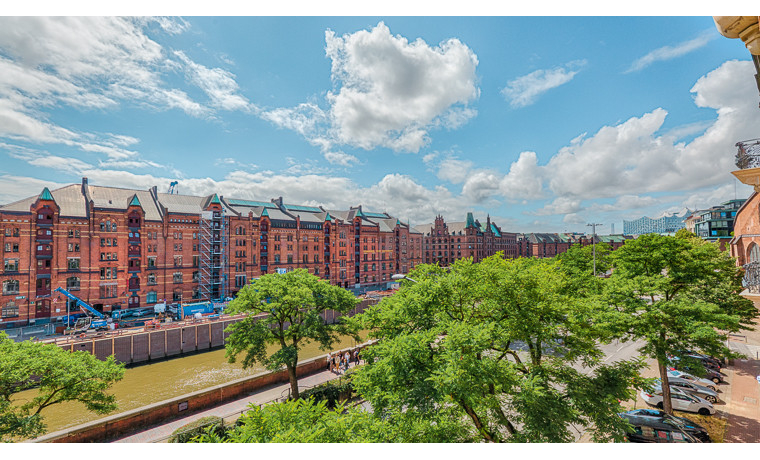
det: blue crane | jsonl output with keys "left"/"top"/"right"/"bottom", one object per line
{"left": 54, "top": 287, "right": 110, "bottom": 332}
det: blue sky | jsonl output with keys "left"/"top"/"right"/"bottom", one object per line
{"left": 1, "top": 14, "right": 759, "bottom": 233}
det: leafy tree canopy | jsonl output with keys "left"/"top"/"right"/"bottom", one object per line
{"left": 0, "top": 332, "right": 124, "bottom": 441}
{"left": 348, "top": 256, "right": 645, "bottom": 442}
{"left": 224, "top": 269, "right": 358, "bottom": 399}
{"left": 605, "top": 232, "right": 757, "bottom": 413}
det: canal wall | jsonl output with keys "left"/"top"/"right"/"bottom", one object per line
{"left": 33, "top": 342, "right": 373, "bottom": 443}
{"left": 49, "top": 299, "right": 377, "bottom": 365}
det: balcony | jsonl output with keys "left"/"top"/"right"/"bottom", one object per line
{"left": 733, "top": 139, "right": 760, "bottom": 188}
{"left": 128, "top": 246, "right": 141, "bottom": 257}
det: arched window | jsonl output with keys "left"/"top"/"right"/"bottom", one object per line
{"left": 749, "top": 243, "right": 760, "bottom": 263}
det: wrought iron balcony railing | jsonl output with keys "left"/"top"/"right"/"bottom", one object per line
{"left": 735, "top": 138, "right": 760, "bottom": 169}
{"left": 743, "top": 261, "right": 760, "bottom": 294}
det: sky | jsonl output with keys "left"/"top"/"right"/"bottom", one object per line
{"left": 1, "top": 12, "right": 759, "bottom": 233}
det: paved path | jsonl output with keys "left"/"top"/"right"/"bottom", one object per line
{"left": 725, "top": 323, "right": 760, "bottom": 443}
{"left": 112, "top": 365, "right": 354, "bottom": 443}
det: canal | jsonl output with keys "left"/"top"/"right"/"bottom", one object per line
{"left": 15, "top": 331, "right": 368, "bottom": 434}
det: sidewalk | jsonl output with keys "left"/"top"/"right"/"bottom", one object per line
{"left": 112, "top": 365, "right": 353, "bottom": 443}
{"left": 724, "top": 319, "right": 760, "bottom": 443}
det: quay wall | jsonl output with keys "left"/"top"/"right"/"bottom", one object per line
{"left": 33, "top": 342, "right": 372, "bottom": 443}
{"left": 48, "top": 299, "right": 376, "bottom": 365}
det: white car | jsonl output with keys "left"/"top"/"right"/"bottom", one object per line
{"left": 667, "top": 370, "right": 717, "bottom": 391}
{"left": 641, "top": 387, "right": 715, "bottom": 415}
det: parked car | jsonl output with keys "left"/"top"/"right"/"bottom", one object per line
{"left": 656, "top": 378, "right": 719, "bottom": 403}
{"left": 619, "top": 409, "right": 710, "bottom": 443}
{"left": 667, "top": 370, "right": 717, "bottom": 392}
{"left": 670, "top": 354, "right": 721, "bottom": 371}
{"left": 640, "top": 387, "right": 715, "bottom": 415}
{"left": 669, "top": 361, "right": 724, "bottom": 384}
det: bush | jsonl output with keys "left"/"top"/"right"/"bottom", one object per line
{"left": 168, "top": 415, "right": 225, "bottom": 443}
{"left": 299, "top": 378, "right": 354, "bottom": 409}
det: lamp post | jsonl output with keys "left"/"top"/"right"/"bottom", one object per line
{"left": 586, "top": 223, "right": 603, "bottom": 276}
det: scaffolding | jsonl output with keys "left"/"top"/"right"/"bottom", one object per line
{"left": 199, "top": 209, "right": 227, "bottom": 301}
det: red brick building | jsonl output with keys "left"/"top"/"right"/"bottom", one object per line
{"left": 517, "top": 233, "right": 630, "bottom": 259}
{"left": 0, "top": 179, "right": 423, "bottom": 327}
{"left": 414, "top": 212, "right": 518, "bottom": 266}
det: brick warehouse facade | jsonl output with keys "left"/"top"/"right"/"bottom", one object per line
{"left": 414, "top": 212, "right": 519, "bottom": 265}
{"left": 0, "top": 178, "right": 424, "bottom": 327}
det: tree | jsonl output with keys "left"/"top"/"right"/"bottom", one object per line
{"left": 0, "top": 332, "right": 125, "bottom": 441}
{"left": 349, "top": 256, "right": 645, "bottom": 442}
{"left": 193, "top": 398, "right": 473, "bottom": 443}
{"left": 605, "top": 231, "right": 757, "bottom": 415}
{"left": 556, "top": 242, "right": 613, "bottom": 296}
{"left": 224, "top": 269, "right": 358, "bottom": 400}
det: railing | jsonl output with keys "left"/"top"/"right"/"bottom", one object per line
{"left": 735, "top": 138, "right": 760, "bottom": 169}
{"left": 743, "top": 261, "right": 760, "bottom": 294}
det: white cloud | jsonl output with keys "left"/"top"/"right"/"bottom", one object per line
{"left": 501, "top": 60, "right": 586, "bottom": 108}
{"left": 323, "top": 151, "right": 360, "bottom": 166}
{"left": 626, "top": 30, "right": 714, "bottom": 73}
{"left": 174, "top": 50, "right": 254, "bottom": 112}
{"left": 325, "top": 22, "right": 479, "bottom": 152}
{"left": 498, "top": 151, "right": 545, "bottom": 200}
{"left": 436, "top": 156, "right": 474, "bottom": 184}
{"left": 264, "top": 22, "right": 479, "bottom": 157}
{"left": 534, "top": 196, "right": 584, "bottom": 216}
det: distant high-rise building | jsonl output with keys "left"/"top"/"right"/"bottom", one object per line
{"left": 623, "top": 209, "right": 690, "bottom": 235}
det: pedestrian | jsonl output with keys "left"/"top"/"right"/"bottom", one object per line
{"left": 352, "top": 349, "right": 359, "bottom": 365}
{"left": 344, "top": 351, "right": 351, "bottom": 369}
{"left": 327, "top": 352, "right": 333, "bottom": 373}
{"left": 334, "top": 353, "right": 340, "bottom": 373}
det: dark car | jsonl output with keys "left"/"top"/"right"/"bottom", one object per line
{"left": 619, "top": 409, "right": 710, "bottom": 443}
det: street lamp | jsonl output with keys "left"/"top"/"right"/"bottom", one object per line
{"left": 586, "top": 223, "right": 603, "bottom": 276}
{"left": 391, "top": 274, "right": 418, "bottom": 283}
{"left": 714, "top": 16, "right": 760, "bottom": 108}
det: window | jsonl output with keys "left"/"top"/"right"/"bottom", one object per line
{"left": 3, "top": 280, "right": 19, "bottom": 295}
{"left": 147, "top": 291, "right": 157, "bottom": 303}
{"left": 235, "top": 275, "right": 247, "bottom": 288}
{"left": 4, "top": 259, "right": 19, "bottom": 272}
{"left": 193, "top": 271, "right": 199, "bottom": 282}
{"left": 303, "top": 254, "right": 308, "bottom": 263}
{"left": 174, "top": 256, "right": 183, "bottom": 267}
{"left": 67, "top": 258, "right": 80, "bottom": 270}
{"left": 173, "top": 289, "right": 182, "bottom": 302}
{"left": 173, "top": 272, "right": 183, "bottom": 283}
{"left": 2, "top": 301, "right": 18, "bottom": 318}
{"left": 193, "top": 255, "right": 199, "bottom": 267}
{"left": 288, "top": 255, "right": 293, "bottom": 264}
{"left": 147, "top": 273, "right": 157, "bottom": 285}
{"left": 100, "top": 285, "right": 117, "bottom": 298}
{"left": 148, "top": 257, "right": 156, "bottom": 268}
{"left": 66, "top": 276, "right": 80, "bottom": 290}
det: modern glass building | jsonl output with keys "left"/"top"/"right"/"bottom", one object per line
{"left": 623, "top": 209, "right": 690, "bottom": 235}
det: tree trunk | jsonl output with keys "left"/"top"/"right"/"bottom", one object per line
{"left": 657, "top": 354, "right": 673, "bottom": 415}
{"left": 287, "top": 363, "right": 299, "bottom": 400}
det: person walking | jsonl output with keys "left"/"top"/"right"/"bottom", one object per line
{"left": 344, "top": 351, "right": 351, "bottom": 369}
{"left": 352, "top": 349, "right": 359, "bottom": 366}
{"left": 327, "top": 352, "right": 333, "bottom": 373}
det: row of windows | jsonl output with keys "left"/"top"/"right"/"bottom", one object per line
{"left": 4, "top": 228, "right": 20, "bottom": 237}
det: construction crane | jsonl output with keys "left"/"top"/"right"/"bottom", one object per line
{"left": 54, "top": 287, "right": 111, "bottom": 333}
{"left": 168, "top": 181, "right": 179, "bottom": 194}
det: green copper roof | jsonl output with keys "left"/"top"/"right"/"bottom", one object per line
{"left": 39, "top": 187, "right": 54, "bottom": 201}
{"left": 210, "top": 194, "right": 221, "bottom": 205}
{"left": 363, "top": 211, "right": 388, "bottom": 218}
{"left": 325, "top": 212, "right": 332, "bottom": 222}
{"left": 129, "top": 195, "right": 141, "bottom": 207}
{"left": 355, "top": 208, "right": 365, "bottom": 217}
{"left": 285, "top": 204, "right": 322, "bottom": 213}
{"left": 261, "top": 208, "right": 269, "bottom": 217}
{"left": 490, "top": 223, "right": 501, "bottom": 237}
{"left": 396, "top": 219, "right": 402, "bottom": 226}
{"left": 466, "top": 212, "right": 475, "bottom": 228}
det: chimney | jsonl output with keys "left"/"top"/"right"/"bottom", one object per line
{"left": 81, "top": 177, "right": 88, "bottom": 194}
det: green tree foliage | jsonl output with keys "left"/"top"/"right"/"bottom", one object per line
{"left": 0, "top": 332, "right": 125, "bottom": 441}
{"left": 193, "top": 398, "right": 474, "bottom": 443}
{"left": 348, "top": 256, "right": 645, "bottom": 442}
{"left": 224, "top": 269, "right": 358, "bottom": 400}
{"left": 605, "top": 232, "right": 757, "bottom": 414}
{"left": 556, "top": 242, "right": 613, "bottom": 296}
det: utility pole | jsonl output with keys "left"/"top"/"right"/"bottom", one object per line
{"left": 586, "top": 223, "right": 603, "bottom": 276}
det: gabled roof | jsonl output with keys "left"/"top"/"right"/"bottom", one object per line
{"left": 129, "top": 194, "right": 141, "bottom": 207}
{"left": 209, "top": 194, "right": 221, "bottom": 205}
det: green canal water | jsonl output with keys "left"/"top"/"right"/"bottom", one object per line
{"left": 15, "top": 331, "right": 368, "bottom": 434}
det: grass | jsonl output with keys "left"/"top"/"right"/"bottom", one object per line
{"left": 673, "top": 410, "right": 727, "bottom": 443}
